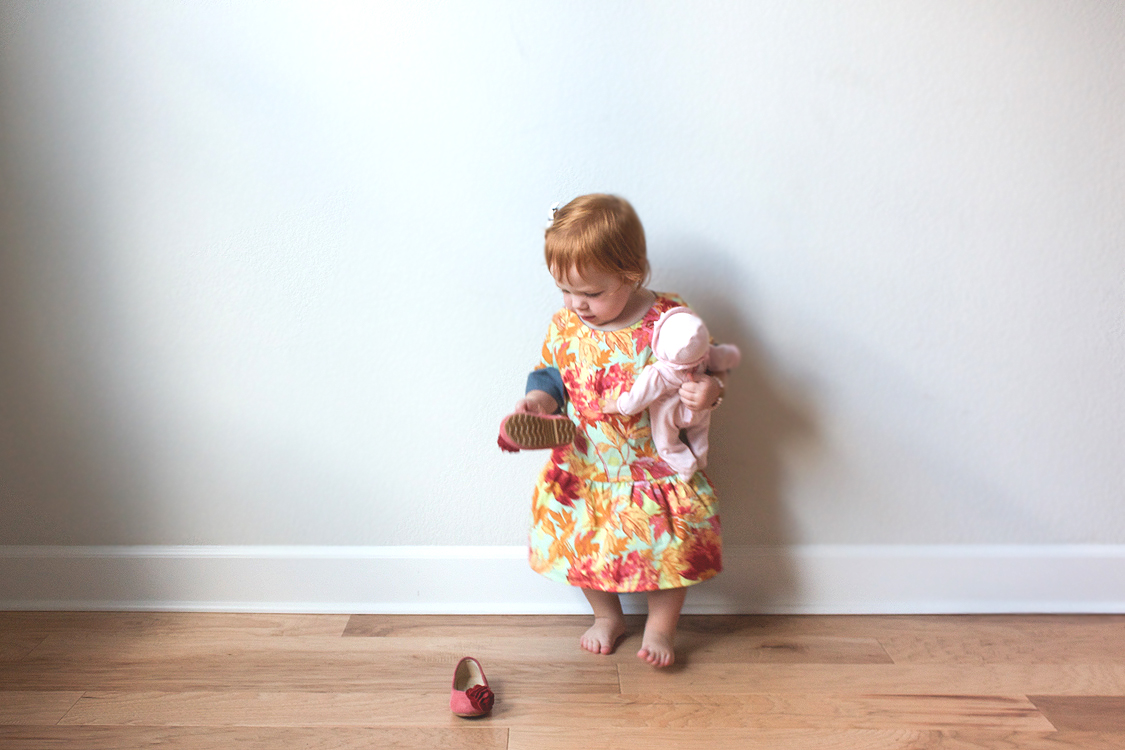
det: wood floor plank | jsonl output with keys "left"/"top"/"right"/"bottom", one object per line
{"left": 346, "top": 625, "right": 893, "bottom": 666}
{"left": 634, "top": 614, "right": 1125, "bottom": 665}
{"left": 918, "top": 732, "right": 1125, "bottom": 750}
{"left": 676, "top": 614, "right": 1125, "bottom": 640}
{"left": 509, "top": 728, "right": 1125, "bottom": 750}
{"left": 52, "top": 690, "right": 1054, "bottom": 731}
{"left": 0, "top": 635, "right": 619, "bottom": 692}
{"left": 494, "top": 693, "right": 1054, "bottom": 730}
{"left": 0, "top": 726, "right": 508, "bottom": 750}
{"left": 0, "top": 612, "right": 349, "bottom": 638}
{"left": 56, "top": 690, "right": 459, "bottom": 726}
{"left": 344, "top": 613, "right": 595, "bottom": 637}
{"left": 9, "top": 628, "right": 882, "bottom": 694}
{"left": 0, "top": 692, "right": 85, "bottom": 725}
{"left": 1028, "top": 696, "right": 1125, "bottom": 732}
{"left": 875, "top": 619, "right": 1125, "bottom": 665}
{"left": 343, "top": 613, "right": 930, "bottom": 639}
{"left": 617, "top": 663, "right": 1125, "bottom": 696}
{"left": 674, "top": 632, "right": 893, "bottom": 664}
{"left": 0, "top": 634, "right": 47, "bottom": 662}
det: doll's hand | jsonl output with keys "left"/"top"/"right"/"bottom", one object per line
{"left": 679, "top": 374, "right": 723, "bottom": 411}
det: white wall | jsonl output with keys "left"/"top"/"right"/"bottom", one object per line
{"left": 1, "top": 0, "right": 1123, "bottom": 573}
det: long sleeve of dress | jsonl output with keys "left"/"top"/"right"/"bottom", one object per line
{"left": 526, "top": 367, "right": 566, "bottom": 412}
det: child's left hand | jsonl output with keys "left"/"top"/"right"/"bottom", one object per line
{"left": 679, "top": 374, "right": 723, "bottom": 411}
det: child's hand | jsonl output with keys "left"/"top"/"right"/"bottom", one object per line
{"left": 515, "top": 390, "right": 559, "bottom": 415}
{"left": 679, "top": 374, "right": 723, "bottom": 411}
{"left": 601, "top": 398, "right": 621, "bottom": 415}
{"left": 514, "top": 397, "right": 545, "bottom": 415}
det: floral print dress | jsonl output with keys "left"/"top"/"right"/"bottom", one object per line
{"left": 528, "top": 292, "right": 723, "bottom": 592}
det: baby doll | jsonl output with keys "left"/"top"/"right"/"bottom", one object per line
{"left": 615, "top": 307, "right": 740, "bottom": 479}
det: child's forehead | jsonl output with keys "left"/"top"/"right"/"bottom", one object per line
{"left": 554, "top": 265, "right": 621, "bottom": 291}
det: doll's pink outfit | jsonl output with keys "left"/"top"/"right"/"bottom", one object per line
{"left": 615, "top": 307, "right": 740, "bottom": 479}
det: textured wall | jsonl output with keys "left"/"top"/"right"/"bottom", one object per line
{"left": 1, "top": 1, "right": 1122, "bottom": 547}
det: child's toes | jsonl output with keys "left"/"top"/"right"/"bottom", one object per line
{"left": 637, "top": 638, "right": 675, "bottom": 668}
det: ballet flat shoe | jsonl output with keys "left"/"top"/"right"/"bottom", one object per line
{"left": 498, "top": 411, "right": 576, "bottom": 453}
{"left": 450, "top": 656, "right": 494, "bottom": 718}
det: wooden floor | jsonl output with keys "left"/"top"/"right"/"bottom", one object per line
{"left": 2, "top": 613, "right": 1125, "bottom": 749}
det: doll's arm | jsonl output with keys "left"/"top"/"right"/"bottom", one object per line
{"left": 706, "top": 343, "right": 741, "bottom": 372}
{"left": 616, "top": 366, "right": 671, "bottom": 416}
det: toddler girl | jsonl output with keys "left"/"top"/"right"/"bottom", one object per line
{"left": 512, "top": 194, "right": 728, "bottom": 668}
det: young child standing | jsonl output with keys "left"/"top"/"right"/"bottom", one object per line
{"left": 511, "top": 194, "right": 727, "bottom": 668}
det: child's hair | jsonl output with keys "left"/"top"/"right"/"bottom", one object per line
{"left": 545, "top": 194, "right": 649, "bottom": 286}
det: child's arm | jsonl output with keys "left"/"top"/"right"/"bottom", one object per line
{"left": 517, "top": 367, "right": 565, "bottom": 414}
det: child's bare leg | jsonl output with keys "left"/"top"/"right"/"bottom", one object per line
{"left": 638, "top": 587, "right": 687, "bottom": 668}
{"left": 580, "top": 588, "right": 627, "bottom": 655}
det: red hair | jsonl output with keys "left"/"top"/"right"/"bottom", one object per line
{"left": 544, "top": 194, "right": 649, "bottom": 286}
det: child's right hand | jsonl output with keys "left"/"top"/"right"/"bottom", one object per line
{"left": 515, "top": 390, "right": 559, "bottom": 415}
{"left": 514, "top": 397, "right": 544, "bottom": 415}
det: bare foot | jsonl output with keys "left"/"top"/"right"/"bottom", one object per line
{"left": 637, "top": 627, "right": 675, "bottom": 668}
{"left": 580, "top": 616, "right": 627, "bottom": 655}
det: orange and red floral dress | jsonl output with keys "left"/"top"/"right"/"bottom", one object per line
{"left": 528, "top": 292, "right": 723, "bottom": 592}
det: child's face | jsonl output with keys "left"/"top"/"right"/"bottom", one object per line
{"left": 554, "top": 265, "right": 635, "bottom": 328}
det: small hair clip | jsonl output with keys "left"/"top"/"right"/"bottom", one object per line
{"left": 545, "top": 201, "right": 561, "bottom": 229}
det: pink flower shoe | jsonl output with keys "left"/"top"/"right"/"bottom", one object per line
{"left": 498, "top": 411, "right": 576, "bottom": 453}
{"left": 450, "top": 657, "right": 494, "bottom": 718}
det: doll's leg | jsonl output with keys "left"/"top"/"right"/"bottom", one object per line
{"left": 651, "top": 401, "right": 699, "bottom": 477}
{"left": 683, "top": 412, "right": 712, "bottom": 470}
{"left": 638, "top": 587, "right": 687, "bottom": 668}
{"left": 580, "top": 588, "right": 627, "bottom": 655}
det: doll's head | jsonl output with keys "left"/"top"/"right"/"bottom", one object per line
{"left": 651, "top": 307, "right": 710, "bottom": 366}
{"left": 545, "top": 194, "right": 649, "bottom": 287}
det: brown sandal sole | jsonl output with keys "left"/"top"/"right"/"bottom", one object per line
{"left": 501, "top": 413, "right": 576, "bottom": 450}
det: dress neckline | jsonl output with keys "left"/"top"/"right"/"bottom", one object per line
{"left": 577, "top": 288, "right": 660, "bottom": 332}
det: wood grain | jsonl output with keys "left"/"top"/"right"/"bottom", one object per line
{"left": 0, "top": 692, "right": 84, "bottom": 725}
{"left": 1, "top": 636, "right": 620, "bottom": 692}
{"left": 0, "top": 612, "right": 349, "bottom": 638}
{"left": 618, "top": 663, "right": 1125, "bottom": 696}
{"left": 0, "top": 634, "right": 46, "bottom": 661}
{"left": 491, "top": 693, "right": 1055, "bottom": 730}
{"left": 507, "top": 728, "right": 1125, "bottom": 750}
{"left": 56, "top": 691, "right": 460, "bottom": 726}
{"left": 343, "top": 614, "right": 595, "bottom": 637}
{"left": 50, "top": 690, "right": 1055, "bottom": 731}
{"left": 0, "top": 726, "right": 508, "bottom": 750}
{"left": 1028, "top": 696, "right": 1125, "bottom": 732}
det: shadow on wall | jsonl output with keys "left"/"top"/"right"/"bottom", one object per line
{"left": 659, "top": 243, "right": 820, "bottom": 611}
{"left": 0, "top": 27, "right": 153, "bottom": 606}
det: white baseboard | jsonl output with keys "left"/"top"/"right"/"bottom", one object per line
{"left": 2, "top": 544, "right": 1124, "bottom": 614}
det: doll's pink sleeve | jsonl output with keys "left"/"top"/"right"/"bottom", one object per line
{"left": 616, "top": 365, "right": 671, "bottom": 416}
